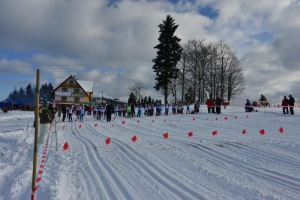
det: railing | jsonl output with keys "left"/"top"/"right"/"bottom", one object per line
{"left": 55, "top": 91, "right": 72, "bottom": 96}
{"left": 55, "top": 100, "right": 85, "bottom": 104}
{"left": 72, "top": 93, "right": 85, "bottom": 97}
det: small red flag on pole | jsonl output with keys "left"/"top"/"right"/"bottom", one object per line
{"left": 188, "top": 132, "right": 193, "bottom": 137}
{"left": 131, "top": 135, "right": 137, "bottom": 142}
{"left": 192, "top": 118, "right": 195, "bottom": 121}
{"left": 279, "top": 127, "right": 283, "bottom": 133}
{"left": 152, "top": 119, "right": 154, "bottom": 123}
{"left": 63, "top": 142, "right": 69, "bottom": 150}
{"left": 259, "top": 129, "right": 265, "bottom": 135}
{"left": 212, "top": 131, "right": 218, "bottom": 136}
{"left": 79, "top": 124, "right": 81, "bottom": 128}
{"left": 164, "top": 119, "right": 166, "bottom": 122}
{"left": 224, "top": 117, "right": 227, "bottom": 120}
{"left": 216, "top": 117, "right": 218, "bottom": 120}
{"left": 105, "top": 138, "right": 110, "bottom": 145}
{"left": 94, "top": 123, "right": 97, "bottom": 127}
{"left": 122, "top": 121, "right": 125, "bottom": 124}
{"left": 163, "top": 132, "right": 168, "bottom": 139}
{"left": 234, "top": 116, "right": 237, "bottom": 119}
{"left": 242, "top": 129, "right": 246, "bottom": 134}
{"left": 137, "top": 120, "right": 140, "bottom": 123}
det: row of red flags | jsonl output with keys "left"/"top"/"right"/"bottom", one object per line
{"left": 63, "top": 127, "right": 284, "bottom": 150}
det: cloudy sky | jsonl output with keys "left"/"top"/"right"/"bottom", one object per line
{"left": 0, "top": 0, "right": 299, "bottom": 105}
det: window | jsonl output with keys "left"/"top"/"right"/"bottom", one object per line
{"left": 70, "top": 80, "right": 73, "bottom": 84}
{"left": 74, "top": 89, "right": 80, "bottom": 93}
{"left": 62, "top": 88, "right": 68, "bottom": 92}
{"left": 61, "top": 96, "right": 67, "bottom": 101}
{"left": 74, "top": 97, "right": 80, "bottom": 102}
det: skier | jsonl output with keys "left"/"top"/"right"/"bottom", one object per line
{"left": 38, "top": 101, "right": 53, "bottom": 144}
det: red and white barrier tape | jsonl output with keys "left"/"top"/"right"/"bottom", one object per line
{"left": 31, "top": 119, "right": 55, "bottom": 200}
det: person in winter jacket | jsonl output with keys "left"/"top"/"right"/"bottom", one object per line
{"left": 165, "top": 102, "right": 170, "bottom": 116}
{"left": 137, "top": 105, "right": 142, "bottom": 117}
{"left": 38, "top": 101, "right": 53, "bottom": 144}
{"left": 216, "top": 97, "right": 222, "bottom": 114}
{"left": 186, "top": 102, "right": 190, "bottom": 114}
{"left": 106, "top": 103, "right": 113, "bottom": 122}
{"left": 206, "top": 99, "right": 214, "bottom": 113}
{"left": 281, "top": 96, "right": 289, "bottom": 114}
{"left": 288, "top": 95, "right": 295, "bottom": 115}
{"left": 245, "top": 99, "right": 254, "bottom": 112}
{"left": 62, "top": 105, "right": 66, "bottom": 122}
{"left": 79, "top": 105, "right": 85, "bottom": 122}
{"left": 68, "top": 107, "right": 73, "bottom": 122}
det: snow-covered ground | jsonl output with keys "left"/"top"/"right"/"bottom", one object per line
{"left": 0, "top": 106, "right": 300, "bottom": 200}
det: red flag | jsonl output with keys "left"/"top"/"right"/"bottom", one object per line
{"left": 279, "top": 127, "right": 284, "bottom": 133}
{"left": 105, "top": 138, "right": 110, "bottom": 145}
{"left": 152, "top": 119, "right": 154, "bottom": 123}
{"left": 63, "top": 142, "right": 69, "bottom": 150}
{"left": 75, "top": 119, "right": 77, "bottom": 122}
{"left": 79, "top": 124, "right": 81, "bottom": 128}
{"left": 114, "top": 117, "right": 116, "bottom": 120}
{"left": 247, "top": 115, "right": 249, "bottom": 118}
{"left": 212, "top": 131, "right": 218, "bottom": 136}
{"left": 62, "top": 126, "right": 65, "bottom": 130}
{"left": 224, "top": 117, "right": 227, "bottom": 120}
{"left": 163, "top": 132, "right": 168, "bottom": 139}
{"left": 234, "top": 116, "right": 237, "bottom": 119}
{"left": 216, "top": 117, "right": 218, "bottom": 120}
{"left": 94, "top": 123, "right": 97, "bottom": 127}
{"left": 131, "top": 135, "right": 137, "bottom": 142}
{"left": 122, "top": 121, "right": 125, "bottom": 124}
{"left": 188, "top": 132, "right": 193, "bottom": 137}
{"left": 192, "top": 118, "right": 195, "bottom": 121}
{"left": 137, "top": 120, "right": 140, "bottom": 123}
{"left": 259, "top": 129, "right": 265, "bottom": 135}
{"left": 111, "top": 124, "right": 114, "bottom": 127}
{"left": 242, "top": 129, "right": 246, "bottom": 134}
{"left": 164, "top": 119, "right": 166, "bottom": 122}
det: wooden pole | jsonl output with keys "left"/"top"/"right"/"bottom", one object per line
{"left": 32, "top": 69, "right": 40, "bottom": 192}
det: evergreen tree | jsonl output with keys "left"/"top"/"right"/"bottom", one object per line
{"left": 128, "top": 93, "right": 137, "bottom": 104}
{"left": 152, "top": 15, "right": 182, "bottom": 104}
{"left": 148, "top": 95, "right": 151, "bottom": 104}
{"left": 25, "top": 84, "right": 35, "bottom": 105}
{"left": 143, "top": 96, "right": 148, "bottom": 104}
{"left": 19, "top": 87, "right": 26, "bottom": 102}
{"left": 9, "top": 88, "right": 19, "bottom": 100}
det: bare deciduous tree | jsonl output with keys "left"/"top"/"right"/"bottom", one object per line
{"left": 128, "top": 80, "right": 145, "bottom": 104}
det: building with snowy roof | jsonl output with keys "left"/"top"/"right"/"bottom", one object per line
{"left": 52, "top": 75, "right": 94, "bottom": 105}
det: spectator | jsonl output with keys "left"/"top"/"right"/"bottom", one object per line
{"left": 288, "top": 95, "right": 295, "bottom": 115}
{"left": 281, "top": 96, "right": 289, "bottom": 114}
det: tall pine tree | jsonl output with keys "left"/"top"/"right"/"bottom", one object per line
{"left": 152, "top": 15, "right": 182, "bottom": 104}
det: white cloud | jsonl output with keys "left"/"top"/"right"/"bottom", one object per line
{"left": 0, "top": 0, "right": 299, "bottom": 103}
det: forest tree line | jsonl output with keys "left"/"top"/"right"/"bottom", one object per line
{"left": 7, "top": 83, "right": 54, "bottom": 105}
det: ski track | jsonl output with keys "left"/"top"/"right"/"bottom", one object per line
{"left": 104, "top": 117, "right": 300, "bottom": 199}
{"left": 86, "top": 123, "right": 207, "bottom": 200}
{"left": 70, "top": 122, "right": 134, "bottom": 200}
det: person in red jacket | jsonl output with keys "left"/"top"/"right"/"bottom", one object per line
{"left": 206, "top": 99, "right": 214, "bottom": 113}
{"left": 281, "top": 96, "right": 289, "bottom": 114}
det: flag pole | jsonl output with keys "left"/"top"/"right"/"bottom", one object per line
{"left": 32, "top": 69, "right": 40, "bottom": 192}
